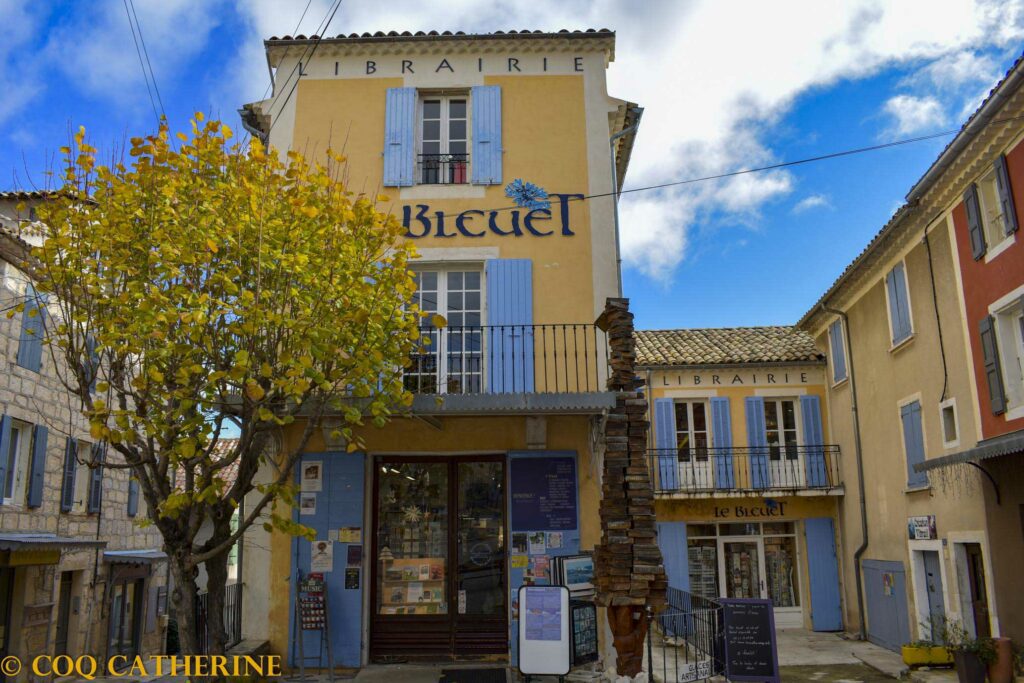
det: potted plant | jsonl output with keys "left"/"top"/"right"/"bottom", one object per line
{"left": 946, "top": 621, "right": 997, "bottom": 683}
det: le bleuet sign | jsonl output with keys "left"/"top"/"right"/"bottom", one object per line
{"left": 401, "top": 193, "right": 582, "bottom": 239}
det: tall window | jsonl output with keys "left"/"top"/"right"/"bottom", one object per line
{"left": 764, "top": 399, "right": 799, "bottom": 459}
{"left": 406, "top": 268, "right": 483, "bottom": 394}
{"left": 419, "top": 95, "right": 469, "bottom": 184}
{"left": 674, "top": 401, "right": 709, "bottom": 460}
{"left": 885, "top": 262, "right": 913, "bottom": 345}
{"left": 2, "top": 421, "right": 30, "bottom": 506}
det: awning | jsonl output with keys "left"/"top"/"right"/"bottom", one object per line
{"left": 915, "top": 429, "right": 1024, "bottom": 472}
{"left": 103, "top": 549, "right": 167, "bottom": 564}
{"left": 0, "top": 534, "right": 106, "bottom": 551}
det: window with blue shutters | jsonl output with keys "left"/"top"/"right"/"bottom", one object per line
{"left": 383, "top": 87, "right": 416, "bottom": 187}
{"left": 828, "top": 319, "right": 847, "bottom": 384}
{"left": 17, "top": 286, "right": 46, "bottom": 373}
{"left": 900, "top": 400, "right": 929, "bottom": 488}
{"left": 972, "top": 156, "right": 1019, "bottom": 258}
{"left": 471, "top": 85, "right": 502, "bottom": 185}
{"left": 885, "top": 262, "right": 913, "bottom": 345}
{"left": 418, "top": 94, "right": 469, "bottom": 185}
{"left": 1, "top": 418, "right": 34, "bottom": 506}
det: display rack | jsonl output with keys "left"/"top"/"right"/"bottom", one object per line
{"left": 292, "top": 572, "right": 334, "bottom": 682}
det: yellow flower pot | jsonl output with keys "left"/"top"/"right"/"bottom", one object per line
{"left": 902, "top": 645, "right": 954, "bottom": 667}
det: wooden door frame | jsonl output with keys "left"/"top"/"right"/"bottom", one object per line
{"left": 369, "top": 453, "right": 509, "bottom": 659}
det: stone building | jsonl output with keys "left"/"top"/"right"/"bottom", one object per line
{"left": 0, "top": 192, "right": 168, "bottom": 679}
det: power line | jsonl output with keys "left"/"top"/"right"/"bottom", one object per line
{"left": 122, "top": 0, "right": 161, "bottom": 124}
{"left": 265, "top": 0, "right": 345, "bottom": 138}
{"left": 419, "top": 111, "right": 1024, "bottom": 220}
{"left": 127, "top": 0, "right": 166, "bottom": 119}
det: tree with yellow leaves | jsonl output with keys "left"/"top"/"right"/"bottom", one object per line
{"left": 26, "top": 116, "right": 423, "bottom": 656}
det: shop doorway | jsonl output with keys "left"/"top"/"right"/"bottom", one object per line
{"left": 371, "top": 455, "right": 507, "bottom": 660}
{"left": 964, "top": 544, "right": 990, "bottom": 638}
{"left": 0, "top": 568, "right": 13, "bottom": 674}
{"left": 55, "top": 572, "right": 74, "bottom": 656}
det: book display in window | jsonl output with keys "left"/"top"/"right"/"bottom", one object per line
{"left": 687, "top": 540, "right": 718, "bottom": 600}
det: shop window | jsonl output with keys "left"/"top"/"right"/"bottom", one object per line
{"left": 418, "top": 94, "right": 469, "bottom": 185}
{"left": 764, "top": 533, "right": 800, "bottom": 608}
{"left": 377, "top": 462, "right": 449, "bottom": 615}
{"left": 940, "top": 399, "right": 959, "bottom": 448}
{"left": 2, "top": 420, "right": 31, "bottom": 506}
{"left": 406, "top": 268, "right": 483, "bottom": 394}
{"left": 687, "top": 537, "right": 719, "bottom": 600}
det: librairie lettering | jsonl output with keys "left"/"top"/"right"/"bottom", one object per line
{"left": 403, "top": 193, "right": 582, "bottom": 239}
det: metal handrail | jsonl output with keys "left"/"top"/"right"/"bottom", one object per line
{"left": 646, "top": 445, "right": 842, "bottom": 493}
{"left": 417, "top": 153, "right": 469, "bottom": 185}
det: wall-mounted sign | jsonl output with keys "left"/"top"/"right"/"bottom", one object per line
{"left": 511, "top": 456, "right": 578, "bottom": 531}
{"left": 299, "top": 55, "right": 589, "bottom": 79}
{"left": 714, "top": 502, "right": 788, "bottom": 519}
{"left": 402, "top": 194, "right": 582, "bottom": 239}
{"left": 908, "top": 515, "right": 937, "bottom": 540}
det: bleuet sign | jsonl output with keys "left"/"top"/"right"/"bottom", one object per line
{"left": 401, "top": 193, "right": 583, "bottom": 238}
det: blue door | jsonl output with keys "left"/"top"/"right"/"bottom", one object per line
{"left": 804, "top": 518, "right": 843, "bottom": 631}
{"left": 922, "top": 551, "right": 946, "bottom": 639}
{"left": 863, "top": 560, "right": 911, "bottom": 651}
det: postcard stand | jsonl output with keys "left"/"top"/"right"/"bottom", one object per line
{"left": 292, "top": 572, "right": 334, "bottom": 682}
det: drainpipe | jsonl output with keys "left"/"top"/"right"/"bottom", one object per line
{"left": 823, "top": 304, "right": 869, "bottom": 641}
{"left": 609, "top": 107, "right": 644, "bottom": 297}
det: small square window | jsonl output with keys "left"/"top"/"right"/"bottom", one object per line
{"left": 940, "top": 399, "right": 959, "bottom": 447}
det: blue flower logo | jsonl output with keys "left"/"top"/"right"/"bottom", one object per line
{"left": 504, "top": 179, "right": 551, "bottom": 211}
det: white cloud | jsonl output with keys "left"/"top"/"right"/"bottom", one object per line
{"left": 44, "top": 0, "right": 226, "bottom": 111}
{"left": 225, "top": 0, "right": 1024, "bottom": 281}
{"left": 0, "top": 0, "right": 43, "bottom": 126}
{"left": 883, "top": 94, "right": 947, "bottom": 134}
{"left": 792, "top": 194, "right": 832, "bottom": 214}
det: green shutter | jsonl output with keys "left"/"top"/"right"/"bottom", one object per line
{"left": 979, "top": 315, "right": 1007, "bottom": 415}
{"left": 964, "top": 183, "right": 986, "bottom": 259}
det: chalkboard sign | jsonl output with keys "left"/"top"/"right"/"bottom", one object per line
{"left": 721, "top": 598, "right": 780, "bottom": 683}
{"left": 510, "top": 455, "right": 578, "bottom": 531}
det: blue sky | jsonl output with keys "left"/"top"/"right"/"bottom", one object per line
{"left": 2, "top": 1, "right": 1022, "bottom": 330}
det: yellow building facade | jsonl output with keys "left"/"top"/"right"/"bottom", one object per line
{"left": 238, "top": 29, "right": 639, "bottom": 669}
{"left": 637, "top": 328, "right": 845, "bottom": 631}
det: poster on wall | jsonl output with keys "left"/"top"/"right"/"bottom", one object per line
{"left": 301, "top": 461, "right": 323, "bottom": 492}
{"left": 300, "top": 493, "right": 317, "bottom": 516}
{"left": 311, "top": 540, "right": 334, "bottom": 572}
{"left": 907, "top": 515, "right": 937, "bottom": 540}
{"left": 510, "top": 456, "right": 578, "bottom": 531}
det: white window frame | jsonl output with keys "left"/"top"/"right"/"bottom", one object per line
{"left": 827, "top": 318, "right": 848, "bottom": 385}
{"left": 939, "top": 398, "right": 960, "bottom": 449}
{"left": 976, "top": 168, "right": 1015, "bottom": 262}
{"left": 884, "top": 259, "right": 915, "bottom": 350}
{"left": 416, "top": 92, "right": 471, "bottom": 186}
{"left": 762, "top": 397, "right": 803, "bottom": 453}
{"left": 408, "top": 264, "right": 486, "bottom": 394}
{"left": 673, "top": 400, "right": 711, "bottom": 462}
{"left": 2, "top": 420, "right": 32, "bottom": 507}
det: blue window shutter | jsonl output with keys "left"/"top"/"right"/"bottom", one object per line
{"left": 0, "top": 416, "right": 10, "bottom": 500}
{"left": 27, "top": 425, "right": 48, "bottom": 508}
{"left": 801, "top": 396, "right": 827, "bottom": 487}
{"left": 127, "top": 479, "right": 139, "bottom": 517}
{"left": 745, "top": 397, "right": 768, "bottom": 489}
{"left": 17, "top": 290, "right": 45, "bottom": 373}
{"left": 964, "top": 183, "right": 987, "bottom": 258}
{"left": 901, "top": 402, "right": 928, "bottom": 488}
{"left": 485, "top": 259, "right": 533, "bottom": 392}
{"left": 829, "top": 320, "right": 847, "bottom": 382}
{"left": 805, "top": 517, "right": 843, "bottom": 631}
{"left": 979, "top": 315, "right": 1007, "bottom": 414}
{"left": 710, "top": 397, "right": 734, "bottom": 489}
{"left": 87, "top": 443, "right": 104, "bottom": 513}
{"left": 654, "top": 398, "right": 678, "bottom": 491}
{"left": 61, "top": 438, "right": 77, "bottom": 512}
{"left": 471, "top": 85, "right": 502, "bottom": 185}
{"left": 994, "top": 154, "right": 1018, "bottom": 234}
{"left": 383, "top": 87, "right": 416, "bottom": 187}
{"left": 893, "top": 263, "right": 912, "bottom": 341}
{"left": 656, "top": 521, "right": 689, "bottom": 592}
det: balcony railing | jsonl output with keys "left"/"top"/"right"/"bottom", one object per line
{"left": 645, "top": 445, "right": 842, "bottom": 494}
{"left": 418, "top": 153, "right": 469, "bottom": 185}
{"left": 404, "top": 324, "right": 609, "bottom": 395}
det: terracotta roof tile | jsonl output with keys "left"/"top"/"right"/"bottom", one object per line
{"left": 266, "top": 28, "right": 613, "bottom": 43}
{"left": 635, "top": 326, "right": 824, "bottom": 367}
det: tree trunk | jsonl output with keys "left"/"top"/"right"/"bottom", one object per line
{"left": 204, "top": 548, "right": 231, "bottom": 658}
{"left": 607, "top": 605, "right": 648, "bottom": 678}
{"left": 169, "top": 552, "right": 202, "bottom": 656}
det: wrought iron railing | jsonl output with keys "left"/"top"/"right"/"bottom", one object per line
{"left": 195, "top": 582, "right": 243, "bottom": 653}
{"left": 646, "top": 445, "right": 842, "bottom": 493}
{"left": 648, "top": 588, "right": 724, "bottom": 682}
{"left": 404, "top": 324, "right": 609, "bottom": 395}
{"left": 418, "top": 153, "right": 469, "bottom": 184}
